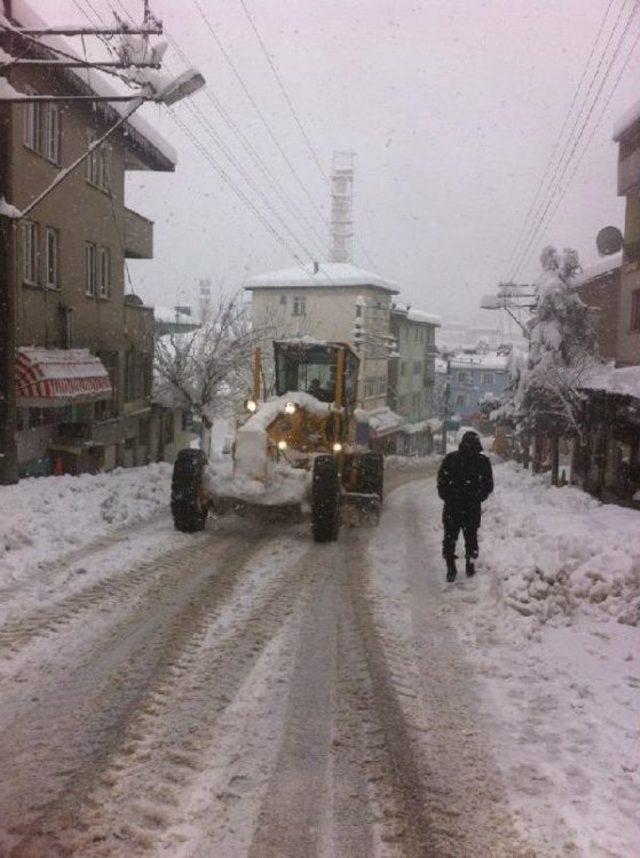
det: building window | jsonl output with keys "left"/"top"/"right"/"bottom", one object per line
{"left": 279, "top": 295, "right": 287, "bottom": 305}
{"left": 22, "top": 221, "right": 39, "bottom": 284}
{"left": 456, "top": 393, "right": 466, "bottom": 406}
{"left": 457, "top": 371, "right": 468, "bottom": 383}
{"left": 86, "top": 136, "right": 109, "bottom": 190}
{"left": 98, "top": 247, "right": 111, "bottom": 298}
{"left": 44, "top": 104, "right": 60, "bottom": 163}
{"left": 85, "top": 242, "right": 97, "bottom": 296}
{"left": 23, "top": 90, "right": 41, "bottom": 152}
{"left": 631, "top": 289, "right": 640, "bottom": 331}
{"left": 292, "top": 296, "right": 306, "bottom": 317}
{"left": 45, "top": 227, "right": 59, "bottom": 288}
{"left": 413, "top": 359, "right": 422, "bottom": 374}
{"left": 400, "top": 361, "right": 407, "bottom": 376}
{"left": 482, "top": 372, "right": 493, "bottom": 385}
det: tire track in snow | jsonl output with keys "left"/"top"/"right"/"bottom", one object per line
{"left": 363, "top": 478, "right": 539, "bottom": 856}
{"left": 0, "top": 530, "right": 211, "bottom": 657}
{"left": 0, "top": 524, "right": 291, "bottom": 855}
{"left": 13, "top": 532, "right": 317, "bottom": 857}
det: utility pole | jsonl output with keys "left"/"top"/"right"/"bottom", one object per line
{"left": 0, "top": 215, "right": 17, "bottom": 484}
{"left": 441, "top": 359, "right": 450, "bottom": 455}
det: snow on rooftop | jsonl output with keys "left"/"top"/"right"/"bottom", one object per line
{"left": 154, "top": 305, "right": 198, "bottom": 325}
{"left": 613, "top": 96, "right": 640, "bottom": 142}
{"left": 447, "top": 352, "right": 509, "bottom": 371}
{"left": 581, "top": 364, "right": 640, "bottom": 400}
{"left": 244, "top": 262, "right": 399, "bottom": 293}
{"left": 573, "top": 252, "right": 622, "bottom": 286}
{"left": 2, "top": 0, "right": 177, "bottom": 168}
{"left": 406, "top": 307, "right": 441, "bottom": 326}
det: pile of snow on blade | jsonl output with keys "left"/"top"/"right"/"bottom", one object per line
{"left": 0, "top": 463, "right": 171, "bottom": 586}
{"left": 482, "top": 462, "right": 639, "bottom": 628}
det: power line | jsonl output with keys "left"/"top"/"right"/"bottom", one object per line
{"left": 180, "top": 99, "right": 321, "bottom": 262}
{"left": 237, "top": 0, "right": 328, "bottom": 183}
{"left": 191, "top": 0, "right": 328, "bottom": 231}
{"left": 163, "top": 32, "right": 328, "bottom": 255}
{"left": 510, "top": 0, "right": 640, "bottom": 279}
{"left": 169, "top": 108, "right": 307, "bottom": 266}
{"left": 500, "top": 0, "right": 616, "bottom": 281}
{"left": 109, "top": 0, "right": 329, "bottom": 256}
{"left": 517, "top": 25, "right": 640, "bottom": 276}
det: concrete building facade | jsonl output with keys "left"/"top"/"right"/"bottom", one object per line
{"left": 388, "top": 305, "right": 439, "bottom": 423}
{"left": 0, "top": 2, "right": 176, "bottom": 476}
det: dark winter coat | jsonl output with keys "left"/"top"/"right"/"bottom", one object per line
{"left": 437, "top": 432, "right": 494, "bottom": 526}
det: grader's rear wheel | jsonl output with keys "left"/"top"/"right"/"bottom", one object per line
{"left": 360, "top": 451, "right": 384, "bottom": 501}
{"left": 171, "top": 449, "right": 209, "bottom": 533}
{"left": 311, "top": 455, "right": 341, "bottom": 543}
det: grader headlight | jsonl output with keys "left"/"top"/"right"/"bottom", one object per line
{"left": 284, "top": 401, "right": 296, "bottom": 415}
{"left": 277, "top": 439, "right": 288, "bottom": 451}
{"left": 332, "top": 442, "right": 343, "bottom": 453}
{"left": 246, "top": 399, "right": 258, "bottom": 413}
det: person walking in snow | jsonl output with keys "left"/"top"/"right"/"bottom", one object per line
{"left": 437, "top": 430, "right": 494, "bottom": 582}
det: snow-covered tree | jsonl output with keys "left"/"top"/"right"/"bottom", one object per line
{"left": 498, "top": 246, "right": 601, "bottom": 451}
{"left": 154, "top": 291, "right": 310, "bottom": 453}
{"left": 154, "top": 293, "right": 260, "bottom": 451}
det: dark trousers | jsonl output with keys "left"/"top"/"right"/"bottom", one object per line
{"left": 442, "top": 504, "right": 480, "bottom": 560}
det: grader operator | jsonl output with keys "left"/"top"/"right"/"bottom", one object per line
{"left": 170, "top": 339, "right": 384, "bottom": 543}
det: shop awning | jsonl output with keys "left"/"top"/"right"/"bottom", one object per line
{"left": 16, "top": 348, "right": 113, "bottom": 406}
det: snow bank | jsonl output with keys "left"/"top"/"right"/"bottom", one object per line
{"left": 0, "top": 463, "right": 172, "bottom": 587}
{"left": 385, "top": 453, "right": 441, "bottom": 471}
{"left": 481, "top": 462, "right": 639, "bottom": 630}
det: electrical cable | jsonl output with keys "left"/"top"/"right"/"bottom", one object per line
{"left": 169, "top": 108, "right": 307, "bottom": 266}
{"left": 191, "top": 0, "right": 327, "bottom": 230}
{"left": 500, "top": 0, "right": 616, "bottom": 282}
{"left": 516, "top": 25, "right": 640, "bottom": 277}
{"left": 109, "top": 0, "right": 328, "bottom": 257}
{"left": 235, "top": 0, "right": 380, "bottom": 271}
{"left": 510, "top": 0, "right": 640, "bottom": 280}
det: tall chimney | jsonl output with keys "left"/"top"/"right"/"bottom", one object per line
{"left": 329, "top": 151, "right": 355, "bottom": 263}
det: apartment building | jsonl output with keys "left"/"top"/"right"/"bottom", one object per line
{"left": 0, "top": 1, "right": 176, "bottom": 477}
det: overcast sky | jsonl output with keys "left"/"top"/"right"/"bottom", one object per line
{"left": 37, "top": 0, "right": 640, "bottom": 328}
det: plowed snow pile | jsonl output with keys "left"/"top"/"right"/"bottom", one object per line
{"left": 480, "top": 461, "right": 639, "bottom": 630}
{"left": 0, "top": 463, "right": 172, "bottom": 587}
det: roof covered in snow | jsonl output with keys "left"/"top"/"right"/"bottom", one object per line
{"left": 244, "top": 262, "right": 399, "bottom": 294}
{"left": 407, "top": 308, "right": 440, "bottom": 326}
{"left": 573, "top": 252, "right": 622, "bottom": 286}
{"left": 447, "top": 352, "right": 509, "bottom": 372}
{"left": 581, "top": 364, "right": 640, "bottom": 400}
{"left": 1, "top": 0, "right": 177, "bottom": 170}
{"left": 392, "top": 303, "right": 440, "bottom": 326}
{"left": 613, "top": 97, "right": 640, "bottom": 142}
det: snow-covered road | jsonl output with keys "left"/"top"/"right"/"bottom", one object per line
{"left": 0, "top": 463, "right": 637, "bottom": 857}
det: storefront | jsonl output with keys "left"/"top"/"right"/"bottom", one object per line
{"left": 15, "top": 348, "right": 113, "bottom": 477}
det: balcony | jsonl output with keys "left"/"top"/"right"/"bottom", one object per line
{"left": 124, "top": 207, "right": 154, "bottom": 259}
{"left": 618, "top": 146, "right": 640, "bottom": 196}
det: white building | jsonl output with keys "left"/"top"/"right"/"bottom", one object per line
{"left": 245, "top": 262, "right": 399, "bottom": 410}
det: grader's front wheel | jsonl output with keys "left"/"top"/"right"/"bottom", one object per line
{"left": 311, "top": 455, "right": 341, "bottom": 543}
{"left": 171, "top": 449, "right": 209, "bottom": 533}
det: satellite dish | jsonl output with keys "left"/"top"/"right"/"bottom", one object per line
{"left": 596, "top": 226, "right": 623, "bottom": 256}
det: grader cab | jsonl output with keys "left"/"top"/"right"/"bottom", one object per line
{"left": 170, "top": 339, "right": 384, "bottom": 542}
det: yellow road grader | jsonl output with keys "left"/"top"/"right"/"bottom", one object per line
{"left": 170, "top": 339, "right": 384, "bottom": 542}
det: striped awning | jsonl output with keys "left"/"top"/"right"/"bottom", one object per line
{"left": 16, "top": 348, "right": 113, "bottom": 406}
